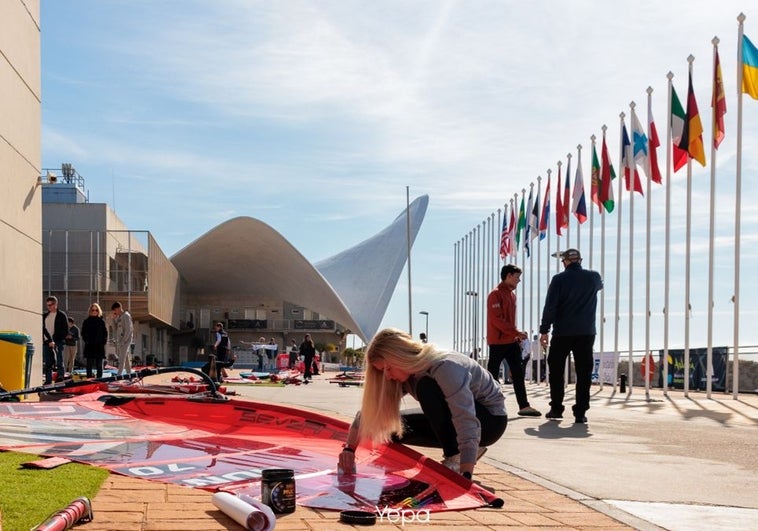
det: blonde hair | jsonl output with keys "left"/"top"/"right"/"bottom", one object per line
{"left": 358, "top": 328, "right": 445, "bottom": 444}
{"left": 89, "top": 303, "right": 103, "bottom": 317}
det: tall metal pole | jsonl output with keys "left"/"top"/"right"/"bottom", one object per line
{"left": 406, "top": 186, "right": 413, "bottom": 335}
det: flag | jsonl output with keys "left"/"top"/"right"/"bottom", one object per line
{"left": 742, "top": 34, "right": 758, "bottom": 99}
{"left": 712, "top": 47, "right": 727, "bottom": 149}
{"left": 683, "top": 71, "right": 706, "bottom": 166}
{"left": 590, "top": 142, "right": 602, "bottom": 211}
{"left": 555, "top": 165, "right": 564, "bottom": 236}
{"left": 516, "top": 194, "right": 526, "bottom": 251}
{"left": 629, "top": 109, "right": 646, "bottom": 194}
{"left": 530, "top": 189, "right": 540, "bottom": 242}
{"left": 647, "top": 95, "right": 663, "bottom": 184}
{"left": 671, "top": 85, "right": 688, "bottom": 172}
{"left": 600, "top": 133, "right": 616, "bottom": 213}
{"left": 499, "top": 206, "right": 508, "bottom": 259}
{"left": 621, "top": 123, "right": 642, "bottom": 194}
{"left": 507, "top": 204, "right": 516, "bottom": 258}
{"left": 571, "top": 154, "right": 588, "bottom": 223}
{"left": 561, "top": 157, "right": 571, "bottom": 232}
{"left": 524, "top": 188, "right": 533, "bottom": 257}
{"left": 539, "top": 175, "right": 550, "bottom": 240}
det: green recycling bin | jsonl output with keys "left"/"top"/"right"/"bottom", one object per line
{"left": 0, "top": 331, "right": 32, "bottom": 393}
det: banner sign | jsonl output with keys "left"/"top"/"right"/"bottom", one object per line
{"left": 227, "top": 319, "right": 267, "bottom": 330}
{"left": 293, "top": 320, "right": 335, "bottom": 330}
{"left": 592, "top": 351, "right": 619, "bottom": 385}
{"left": 659, "top": 347, "right": 728, "bottom": 391}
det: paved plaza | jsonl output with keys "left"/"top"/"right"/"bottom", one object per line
{"left": 71, "top": 373, "right": 758, "bottom": 530}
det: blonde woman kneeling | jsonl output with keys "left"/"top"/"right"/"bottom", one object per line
{"left": 338, "top": 328, "right": 508, "bottom": 480}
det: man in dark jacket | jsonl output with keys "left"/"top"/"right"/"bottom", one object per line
{"left": 42, "top": 296, "right": 69, "bottom": 384}
{"left": 539, "top": 249, "right": 603, "bottom": 423}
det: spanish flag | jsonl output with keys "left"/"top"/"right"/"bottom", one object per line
{"left": 742, "top": 34, "right": 758, "bottom": 100}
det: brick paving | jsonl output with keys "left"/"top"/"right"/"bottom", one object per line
{"left": 75, "top": 458, "right": 631, "bottom": 530}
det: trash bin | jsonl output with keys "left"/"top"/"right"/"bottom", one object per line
{"left": 0, "top": 331, "right": 32, "bottom": 392}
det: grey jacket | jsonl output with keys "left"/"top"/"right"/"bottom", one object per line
{"left": 405, "top": 353, "right": 505, "bottom": 465}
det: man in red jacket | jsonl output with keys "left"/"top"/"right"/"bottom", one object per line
{"left": 487, "top": 264, "right": 541, "bottom": 417}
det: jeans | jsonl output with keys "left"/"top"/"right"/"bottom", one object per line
{"left": 396, "top": 376, "right": 507, "bottom": 458}
{"left": 547, "top": 334, "right": 595, "bottom": 416}
{"left": 487, "top": 342, "right": 530, "bottom": 409}
{"left": 43, "top": 342, "right": 64, "bottom": 384}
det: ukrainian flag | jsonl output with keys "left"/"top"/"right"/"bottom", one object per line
{"left": 742, "top": 34, "right": 758, "bottom": 99}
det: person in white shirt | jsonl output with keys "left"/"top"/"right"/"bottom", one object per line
{"left": 111, "top": 301, "right": 133, "bottom": 376}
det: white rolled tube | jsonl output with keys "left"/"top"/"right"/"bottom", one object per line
{"left": 212, "top": 491, "right": 276, "bottom": 531}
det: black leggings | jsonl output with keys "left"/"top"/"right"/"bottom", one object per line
{"left": 394, "top": 376, "right": 507, "bottom": 458}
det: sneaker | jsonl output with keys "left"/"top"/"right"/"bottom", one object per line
{"left": 545, "top": 409, "right": 563, "bottom": 420}
{"left": 518, "top": 406, "right": 542, "bottom": 417}
{"left": 441, "top": 454, "right": 460, "bottom": 473}
{"left": 574, "top": 415, "right": 587, "bottom": 424}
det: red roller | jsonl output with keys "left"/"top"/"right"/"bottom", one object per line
{"left": 33, "top": 497, "right": 93, "bottom": 531}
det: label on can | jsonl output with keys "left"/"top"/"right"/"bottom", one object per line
{"left": 261, "top": 469, "right": 296, "bottom": 514}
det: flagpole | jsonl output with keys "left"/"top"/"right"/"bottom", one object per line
{"left": 600, "top": 126, "right": 609, "bottom": 391}
{"left": 683, "top": 55, "right": 696, "bottom": 398}
{"left": 528, "top": 182, "right": 535, "bottom": 340}
{"left": 563, "top": 153, "right": 572, "bottom": 389}
{"left": 615, "top": 113, "right": 625, "bottom": 392}
{"left": 535, "top": 176, "right": 542, "bottom": 344}
{"left": 628, "top": 103, "right": 637, "bottom": 397}
{"left": 406, "top": 186, "right": 413, "bottom": 336}
{"left": 706, "top": 37, "right": 720, "bottom": 398}
{"left": 645, "top": 89, "right": 654, "bottom": 401}
{"left": 734, "top": 13, "right": 745, "bottom": 398}
{"left": 589, "top": 137, "right": 596, "bottom": 271}
{"left": 565, "top": 152, "right": 572, "bottom": 246}
{"left": 520, "top": 188, "right": 526, "bottom": 333}
{"left": 556, "top": 160, "right": 563, "bottom": 251}
{"left": 664, "top": 72, "right": 674, "bottom": 396}
{"left": 542, "top": 168, "right": 552, "bottom": 386}
{"left": 454, "top": 239, "right": 459, "bottom": 351}
{"left": 575, "top": 144, "right": 583, "bottom": 250}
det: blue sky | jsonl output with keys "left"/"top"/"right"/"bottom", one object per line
{"left": 41, "top": 1, "right": 758, "bottom": 354}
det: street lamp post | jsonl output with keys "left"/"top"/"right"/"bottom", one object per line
{"left": 419, "top": 311, "right": 429, "bottom": 342}
{"left": 465, "top": 291, "right": 479, "bottom": 360}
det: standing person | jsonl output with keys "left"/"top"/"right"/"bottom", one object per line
{"left": 539, "top": 249, "right": 603, "bottom": 424}
{"left": 486, "top": 264, "right": 541, "bottom": 417}
{"left": 288, "top": 339, "right": 299, "bottom": 370}
{"left": 337, "top": 328, "right": 506, "bottom": 481}
{"left": 213, "top": 322, "right": 232, "bottom": 379}
{"left": 42, "top": 296, "right": 68, "bottom": 384}
{"left": 267, "top": 338, "right": 278, "bottom": 370}
{"left": 257, "top": 336, "right": 267, "bottom": 372}
{"left": 299, "top": 334, "right": 316, "bottom": 381}
{"left": 63, "top": 317, "right": 81, "bottom": 375}
{"left": 81, "top": 303, "right": 108, "bottom": 378}
{"left": 111, "top": 302, "right": 133, "bottom": 377}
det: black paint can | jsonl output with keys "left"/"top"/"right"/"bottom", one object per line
{"left": 261, "top": 468, "right": 296, "bottom": 514}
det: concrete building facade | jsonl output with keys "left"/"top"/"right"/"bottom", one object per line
{"left": 0, "top": 1, "right": 43, "bottom": 386}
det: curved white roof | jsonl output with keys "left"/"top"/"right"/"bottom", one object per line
{"left": 171, "top": 195, "right": 429, "bottom": 341}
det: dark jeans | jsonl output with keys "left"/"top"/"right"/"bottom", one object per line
{"left": 487, "top": 342, "right": 530, "bottom": 409}
{"left": 395, "top": 376, "right": 508, "bottom": 458}
{"left": 547, "top": 334, "right": 595, "bottom": 417}
{"left": 303, "top": 354, "right": 314, "bottom": 379}
{"left": 43, "top": 343, "right": 64, "bottom": 384}
{"left": 86, "top": 357, "right": 104, "bottom": 379}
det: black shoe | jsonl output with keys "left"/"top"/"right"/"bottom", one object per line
{"left": 574, "top": 415, "right": 587, "bottom": 424}
{"left": 545, "top": 409, "right": 563, "bottom": 420}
